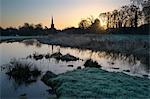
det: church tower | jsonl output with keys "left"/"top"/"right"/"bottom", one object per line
{"left": 51, "top": 16, "right": 55, "bottom": 29}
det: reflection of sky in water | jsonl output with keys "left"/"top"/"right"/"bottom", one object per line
{"left": 0, "top": 41, "right": 149, "bottom": 75}
{"left": 1, "top": 71, "right": 49, "bottom": 99}
{"left": 0, "top": 41, "right": 149, "bottom": 98}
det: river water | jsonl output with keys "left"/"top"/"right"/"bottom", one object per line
{"left": 0, "top": 39, "right": 149, "bottom": 99}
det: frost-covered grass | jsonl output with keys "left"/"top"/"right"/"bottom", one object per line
{"left": 1, "top": 34, "right": 149, "bottom": 65}
{"left": 0, "top": 36, "right": 47, "bottom": 42}
{"left": 46, "top": 68, "right": 150, "bottom": 99}
{"left": 39, "top": 33, "right": 149, "bottom": 65}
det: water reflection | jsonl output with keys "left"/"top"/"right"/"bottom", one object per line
{"left": 21, "top": 40, "right": 149, "bottom": 77}
{"left": 5, "top": 59, "right": 41, "bottom": 88}
{"left": 1, "top": 40, "right": 149, "bottom": 76}
{"left": 0, "top": 40, "right": 149, "bottom": 98}
{"left": 22, "top": 39, "right": 42, "bottom": 48}
{"left": 27, "top": 52, "right": 80, "bottom": 62}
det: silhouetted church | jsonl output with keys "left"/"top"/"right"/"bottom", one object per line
{"left": 51, "top": 16, "right": 55, "bottom": 29}
{"left": 49, "top": 16, "right": 57, "bottom": 33}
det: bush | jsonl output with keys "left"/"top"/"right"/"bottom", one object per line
{"left": 6, "top": 59, "right": 41, "bottom": 85}
{"left": 84, "top": 59, "right": 101, "bottom": 68}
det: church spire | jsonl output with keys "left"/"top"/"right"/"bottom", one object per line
{"left": 51, "top": 16, "right": 54, "bottom": 29}
{"left": 52, "top": 16, "right": 54, "bottom": 25}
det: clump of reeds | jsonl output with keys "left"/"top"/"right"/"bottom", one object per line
{"left": 6, "top": 59, "right": 41, "bottom": 85}
{"left": 84, "top": 59, "right": 101, "bottom": 68}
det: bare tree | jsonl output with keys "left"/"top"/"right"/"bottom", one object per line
{"left": 78, "top": 19, "right": 91, "bottom": 29}
{"left": 142, "top": 0, "right": 150, "bottom": 23}
{"left": 87, "top": 16, "right": 95, "bottom": 24}
{"left": 35, "top": 24, "right": 43, "bottom": 29}
{"left": 130, "top": 0, "right": 144, "bottom": 6}
{"left": 99, "top": 12, "right": 111, "bottom": 28}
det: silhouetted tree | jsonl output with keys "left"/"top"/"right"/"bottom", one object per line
{"left": 78, "top": 17, "right": 103, "bottom": 33}
{"left": 111, "top": 10, "right": 119, "bottom": 28}
{"left": 99, "top": 12, "right": 111, "bottom": 28}
{"left": 142, "top": 0, "right": 150, "bottom": 23}
{"left": 35, "top": 24, "right": 43, "bottom": 29}
{"left": 99, "top": 4, "right": 142, "bottom": 29}
{"left": 35, "top": 24, "right": 44, "bottom": 35}
{"left": 88, "top": 19, "right": 102, "bottom": 33}
{"left": 19, "top": 23, "right": 34, "bottom": 36}
{"left": 130, "top": 0, "right": 150, "bottom": 24}
{"left": 87, "top": 16, "right": 95, "bottom": 25}
{"left": 130, "top": 0, "right": 144, "bottom": 6}
{"left": 79, "top": 19, "right": 91, "bottom": 29}
{"left": 0, "top": 27, "right": 3, "bottom": 35}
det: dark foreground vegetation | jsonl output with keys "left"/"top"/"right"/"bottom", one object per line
{"left": 1, "top": 23, "right": 149, "bottom": 36}
{"left": 5, "top": 60, "right": 41, "bottom": 85}
{"left": 84, "top": 59, "right": 101, "bottom": 68}
{"left": 27, "top": 52, "right": 80, "bottom": 61}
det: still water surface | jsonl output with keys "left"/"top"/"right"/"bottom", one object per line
{"left": 0, "top": 40, "right": 149, "bottom": 99}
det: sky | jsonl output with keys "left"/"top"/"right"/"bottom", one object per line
{"left": 1, "top": 0, "right": 130, "bottom": 29}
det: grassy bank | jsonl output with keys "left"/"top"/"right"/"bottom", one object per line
{"left": 42, "top": 68, "right": 150, "bottom": 99}
{"left": 1, "top": 34, "right": 149, "bottom": 65}
{"left": 38, "top": 33, "right": 150, "bottom": 65}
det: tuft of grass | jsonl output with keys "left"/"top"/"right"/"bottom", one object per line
{"left": 84, "top": 59, "right": 101, "bottom": 68}
{"left": 33, "top": 53, "right": 44, "bottom": 60}
{"left": 45, "top": 53, "right": 51, "bottom": 59}
{"left": 60, "top": 54, "right": 79, "bottom": 62}
{"left": 50, "top": 52, "right": 79, "bottom": 62}
{"left": 50, "top": 52, "right": 63, "bottom": 60}
{"left": 6, "top": 59, "right": 41, "bottom": 85}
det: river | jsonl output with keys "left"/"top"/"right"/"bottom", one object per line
{"left": 0, "top": 39, "right": 149, "bottom": 99}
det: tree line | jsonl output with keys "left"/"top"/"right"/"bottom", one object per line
{"left": 78, "top": 0, "right": 149, "bottom": 34}
{"left": 0, "top": 0, "right": 149, "bottom": 36}
{"left": 0, "top": 23, "right": 50, "bottom": 36}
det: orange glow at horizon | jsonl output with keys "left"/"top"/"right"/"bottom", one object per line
{"left": 1, "top": 7, "right": 113, "bottom": 29}
{"left": 1, "top": 0, "right": 130, "bottom": 29}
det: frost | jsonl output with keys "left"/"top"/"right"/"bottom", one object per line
{"left": 44, "top": 68, "right": 150, "bottom": 98}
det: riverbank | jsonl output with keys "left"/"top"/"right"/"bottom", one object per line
{"left": 38, "top": 33, "right": 150, "bottom": 65}
{"left": 42, "top": 67, "right": 150, "bottom": 99}
{"left": 1, "top": 35, "right": 149, "bottom": 98}
{"left": 1, "top": 34, "right": 149, "bottom": 66}
{"left": 0, "top": 36, "right": 46, "bottom": 43}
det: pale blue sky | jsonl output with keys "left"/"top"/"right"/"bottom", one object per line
{"left": 1, "top": 0, "right": 130, "bottom": 29}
